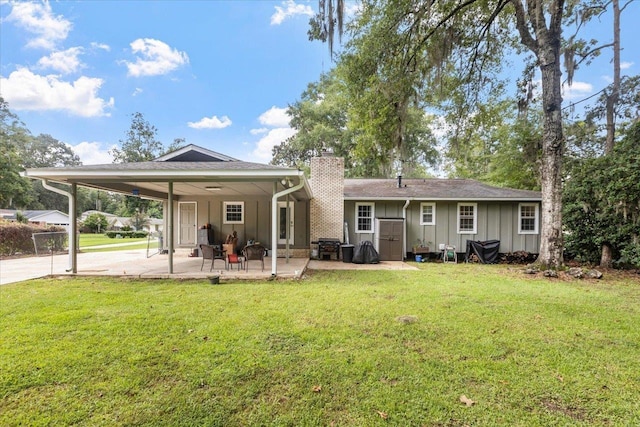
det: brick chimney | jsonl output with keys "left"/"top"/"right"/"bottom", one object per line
{"left": 310, "top": 154, "right": 344, "bottom": 243}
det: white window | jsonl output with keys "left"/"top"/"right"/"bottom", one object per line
{"left": 420, "top": 202, "right": 436, "bottom": 225}
{"left": 457, "top": 203, "right": 477, "bottom": 234}
{"left": 355, "top": 202, "right": 375, "bottom": 233}
{"left": 518, "top": 203, "right": 539, "bottom": 234}
{"left": 223, "top": 201, "right": 244, "bottom": 224}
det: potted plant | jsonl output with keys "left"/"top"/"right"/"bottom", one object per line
{"left": 412, "top": 239, "right": 432, "bottom": 254}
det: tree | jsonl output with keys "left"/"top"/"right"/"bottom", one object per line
{"left": 129, "top": 210, "right": 151, "bottom": 231}
{"left": 273, "top": 68, "right": 439, "bottom": 178}
{"left": 564, "top": 0, "right": 636, "bottom": 154}
{"left": 110, "top": 112, "right": 164, "bottom": 163}
{"left": 272, "top": 71, "right": 353, "bottom": 168}
{"left": 19, "top": 133, "right": 81, "bottom": 168}
{"left": 110, "top": 112, "right": 184, "bottom": 217}
{"left": 0, "top": 97, "right": 35, "bottom": 208}
{"left": 309, "top": 0, "right": 345, "bottom": 56}
{"left": 563, "top": 121, "right": 640, "bottom": 268}
{"left": 18, "top": 133, "right": 82, "bottom": 212}
{"left": 314, "top": 0, "right": 582, "bottom": 269}
{"left": 82, "top": 212, "right": 109, "bottom": 234}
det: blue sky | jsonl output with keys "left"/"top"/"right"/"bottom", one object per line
{"left": 1, "top": 1, "right": 638, "bottom": 166}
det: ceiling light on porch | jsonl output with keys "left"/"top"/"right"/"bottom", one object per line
{"left": 205, "top": 186, "right": 222, "bottom": 191}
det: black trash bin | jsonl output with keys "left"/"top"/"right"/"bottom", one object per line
{"left": 341, "top": 244, "right": 355, "bottom": 263}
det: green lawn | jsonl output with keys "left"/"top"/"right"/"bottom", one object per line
{"left": 78, "top": 233, "right": 152, "bottom": 252}
{"left": 1, "top": 265, "right": 638, "bottom": 426}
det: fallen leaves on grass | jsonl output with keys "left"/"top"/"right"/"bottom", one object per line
{"left": 376, "top": 410, "right": 388, "bottom": 419}
{"left": 312, "top": 385, "right": 322, "bottom": 392}
{"left": 460, "top": 395, "right": 475, "bottom": 407}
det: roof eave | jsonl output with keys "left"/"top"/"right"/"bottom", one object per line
{"left": 344, "top": 196, "right": 542, "bottom": 202}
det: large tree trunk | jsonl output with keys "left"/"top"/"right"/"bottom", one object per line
{"left": 600, "top": 243, "right": 613, "bottom": 268}
{"left": 536, "top": 39, "right": 565, "bottom": 269}
{"left": 510, "top": 0, "right": 565, "bottom": 269}
{"left": 604, "top": 0, "right": 621, "bottom": 154}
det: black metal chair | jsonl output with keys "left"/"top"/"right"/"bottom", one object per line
{"left": 200, "top": 244, "right": 226, "bottom": 271}
{"left": 242, "top": 244, "right": 266, "bottom": 272}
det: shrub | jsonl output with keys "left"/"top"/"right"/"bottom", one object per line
{"left": 105, "top": 231, "right": 148, "bottom": 239}
{"left": 0, "top": 223, "right": 66, "bottom": 256}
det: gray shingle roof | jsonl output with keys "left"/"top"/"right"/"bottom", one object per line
{"left": 36, "top": 160, "right": 289, "bottom": 172}
{"left": 344, "top": 178, "right": 541, "bottom": 200}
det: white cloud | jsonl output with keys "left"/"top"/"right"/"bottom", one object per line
{"left": 69, "top": 141, "right": 115, "bottom": 165}
{"left": 271, "top": 0, "right": 314, "bottom": 25}
{"left": 37, "top": 47, "right": 84, "bottom": 74}
{"left": 123, "top": 38, "right": 189, "bottom": 77}
{"left": 562, "top": 81, "right": 593, "bottom": 100}
{"left": 90, "top": 42, "right": 110, "bottom": 51}
{"left": 5, "top": 0, "right": 72, "bottom": 50}
{"left": 258, "top": 106, "right": 290, "bottom": 127}
{"left": 0, "top": 67, "right": 114, "bottom": 117}
{"left": 250, "top": 127, "right": 269, "bottom": 135}
{"left": 247, "top": 106, "right": 295, "bottom": 161}
{"left": 132, "top": 88, "right": 143, "bottom": 96}
{"left": 621, "top": 61, "right": 634, "bottom": 70}
{"left": 251, "top": 127, "right": 297, "bottom": 161}
{"left": 187, "top": 115, "right": 232, "bottom": 129}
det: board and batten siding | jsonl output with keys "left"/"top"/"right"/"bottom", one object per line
{"left": 345, "top": 200, "right": 540, "bottom": 253}
{"left": 170, "top": 196, "right": 309, "bottom": 250}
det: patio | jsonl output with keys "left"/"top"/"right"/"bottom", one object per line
{"left": 0, "top": 248, "right": 417, "bottom": 285}
{"left": 0, "top": 248, "right": 309, "bottom": 285}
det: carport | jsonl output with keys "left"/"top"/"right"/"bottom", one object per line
{"left": 22, "top": 145, "right": 312, "bottom": 277}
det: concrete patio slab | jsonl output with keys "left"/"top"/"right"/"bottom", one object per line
{"left": 0, "top": 249, "right": 309, "bottom": 285}
{"left": 1, "top": 249, "right": 417, "bottom": 286}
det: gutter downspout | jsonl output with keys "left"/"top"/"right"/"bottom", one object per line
{"left": 271, "top": 174, "right": 305, "bottom": 276}
{"left": 41, "top": 180, "right": 77, "bottom": 273}
{"left": 402, "top": 199, "right": 410, "bottom": 260}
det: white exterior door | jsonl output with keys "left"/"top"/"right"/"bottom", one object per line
{"left": 179, "top": 202, "right": 197, "bottom": 246}
{"left": 277, "top": 201, "right": 294, "bottom": 245}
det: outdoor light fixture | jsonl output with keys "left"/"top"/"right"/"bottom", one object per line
{"left": 205, "top": 186, "right": 222, "bottom": 191}
{"left": 280, "top": 178, "right": 294, "bottom": 188}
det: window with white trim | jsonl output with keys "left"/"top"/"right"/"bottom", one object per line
{"left": 518, "top": 203, "right": 539, "bottom": 234}
{"left": 223, "top": 201, "right": 244, "bottom": 224}
{"left": 355, "top": 202, "right": 374, "bottom": 233}
{"left": 457, "top": 203, "right": 477, "bottom": 234}
{"left": 420, "top": 202, "right": 436, "bottom": 225}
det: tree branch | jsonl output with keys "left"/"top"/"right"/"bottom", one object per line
{"left": 510, "top": 0, "right": 537, "bottom": 52}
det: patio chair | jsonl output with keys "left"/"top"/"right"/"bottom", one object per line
{"left": 242, "top": 244, "right": 266, "bottom": 272}
{"left": 200, "top": 244, "right": 226, "bottom": 271}
{"left": 227, "top": 253, "right": 244, "bottom": 271}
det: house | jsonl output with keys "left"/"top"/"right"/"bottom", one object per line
{"left": 23, "top": 144, "right": 541, "bottom": 275}
{"left": 80, "top": 210, "right": 164, "bottom": 233}
{"left": 311, "top": 154, "right": 541, "bottom": 261}
{"left": 0, "top": 209, "right": 70, "bottom": 230}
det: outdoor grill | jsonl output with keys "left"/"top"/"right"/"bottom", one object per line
{"left": 315, "top": 238, "right": 341, "bottom": 260}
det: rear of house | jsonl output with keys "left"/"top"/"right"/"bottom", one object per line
{"left": 309, "top": 155, "right": 541, "bottom": 261}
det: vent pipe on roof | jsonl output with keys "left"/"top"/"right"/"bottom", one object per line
{"left": 397, "top": 175, "right": 403, "bottom": 188}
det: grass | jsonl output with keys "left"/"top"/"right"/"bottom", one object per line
{"left": 78, "top": 233, "right": 152, "bottom": 252}
{"left": 1, "top": 264, "right": 639, "bottom": 426}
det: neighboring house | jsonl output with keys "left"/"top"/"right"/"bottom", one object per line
{"left": 0, "top": 209, "right": 70, "bottom": 230}
{"left": 80, "top": 210, "right": 163, "bottom": 233}
{"left": 23, "top": 144, "right": 541, "bottom": 274}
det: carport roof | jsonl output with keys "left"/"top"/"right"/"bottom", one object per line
{"left": 22, "top": 145, "right": 312, "bottom": 201}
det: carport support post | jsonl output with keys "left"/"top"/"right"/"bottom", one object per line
{"left": 40, "top": 179, "right": 77, "bottom": 273}
{"left": 168, "top": 181, "right": 174, "bottom": 274}
{"left": 271, "top": 177, "right": 305, "bottom": 276}
{"left": 70, "top": 183, "right": 77, "bottom": 273}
